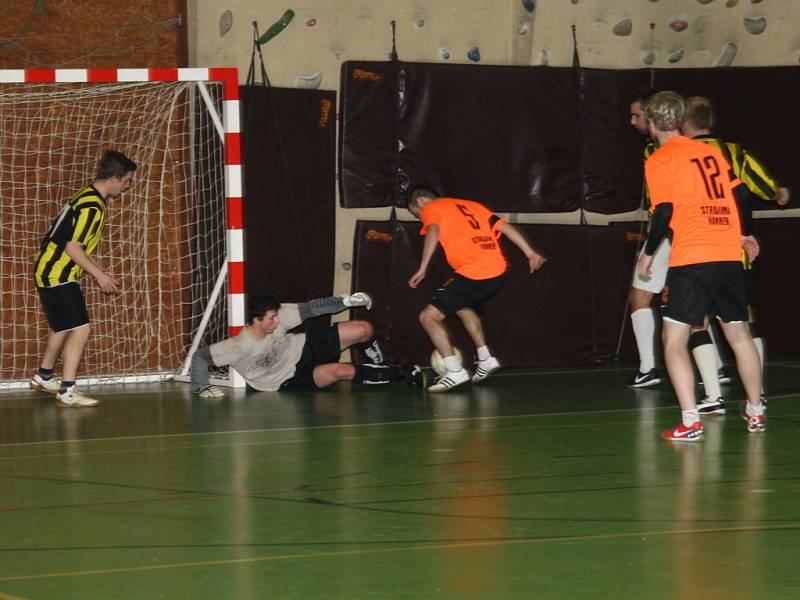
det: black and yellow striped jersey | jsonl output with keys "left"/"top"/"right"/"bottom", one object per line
{"left": 693, "top": 135, "right": 779, "bottom": 201}
{"left": 693, "top": 135, "right": 781, "bottom": 270}
{"left": 33, "top": 185, "right": 107, "bottom": 288}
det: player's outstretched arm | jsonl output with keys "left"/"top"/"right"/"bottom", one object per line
{"left": 497, "top": 222, "right": 547, "bottom": 273}
{"left": 190, "top": 346, "right": 224, "bottom": 398}
{"left": 297, "top": 293, "right": 373, "bottom": 321}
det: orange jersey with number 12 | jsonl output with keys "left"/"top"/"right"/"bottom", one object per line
{"left": 420, "top": 198, "right": 507, "bottom": 280}
{"left": 645, "top": 135, "right": 743, "bottom": 267}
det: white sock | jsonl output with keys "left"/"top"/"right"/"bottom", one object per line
{"left": 443, "top": 355, "right": 463, "bottom": 373}
{"left": 631, "top": 308, "right": 656, "bottom": 372}
{"left": 745, "top": 401, "right": 764, "bottom": 417}
{"left": 753, "top": 337, "right": 765, "bottom": 394}
{"left": 682, "top": 410, "right": 700, "bottom": 426}
{"left": 692, "top": 343, "right": 722, "bottom": 400}
{"left": 476, "top": 346, "right": 491, "bottom": 361}
{"left": 707, "top": 323, "right": 725, "bottom": 370}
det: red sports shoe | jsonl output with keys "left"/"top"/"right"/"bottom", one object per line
{"left": 740, "top": 401, "right": 766, "bottom": 433}
{"left": 660, "top": 421, "right": 704, "bottom": 442}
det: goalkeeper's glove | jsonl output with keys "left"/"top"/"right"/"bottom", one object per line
{"left": 342, "top": 292, "right": 373, "bottom": 310}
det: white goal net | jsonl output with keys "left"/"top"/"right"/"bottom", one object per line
{"left": 0, "top": 73, "right": 240, "bottom": 389}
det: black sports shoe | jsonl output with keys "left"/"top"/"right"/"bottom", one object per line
{"left": 697, "top": 396, "right": 726, "bottom": 415}
{"left": 699, "top": 366, "right": 731, "bottom": 387}
{"left": 404, "top": 365, "right": 427, "bottom": 388}
{"left": 627, "top": 369, "right": 661, "bottom": 388}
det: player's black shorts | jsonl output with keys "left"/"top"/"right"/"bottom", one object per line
{"left": 279, "top": 325, "right": 342, "bottom": 391}
{"left": 662, "top": 261, "right": 747, "bottom": 327}
{"left": 431, "top": 273, "right": 506, "bottom": 316}
{"left": 36, "top": 282, "right": 90, "bottom": 333}
{"left": 743, "top": 268, "right": 755, "bottom": 306}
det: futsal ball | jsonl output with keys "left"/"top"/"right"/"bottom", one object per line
{"left": 430, "top": 346, "right": 464, "bottom": 376}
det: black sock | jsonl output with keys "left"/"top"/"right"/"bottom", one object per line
{"left": 38, "top": 367, "right": 54, "bottom": 380}
{"left": 353, "top": 339, "right": 387, "bottom": 365}
{"left": 353, "top": 364, "right": 405, "bottom": 385}
{"left": 59, "top": 380, "right": 75, "bottom": 393}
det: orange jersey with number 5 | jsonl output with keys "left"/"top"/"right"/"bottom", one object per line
{"left": 645, "top": 135, "right": 743, "bottom": 267}
{"left": 420, "top": 198, "right": 507, "bottom": 280}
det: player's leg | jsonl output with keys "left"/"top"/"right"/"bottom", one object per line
{"left": 31, "top": 329, "right": 67, "bottom": 394}
{"left": 627, "top": 240, "right": 669, "bottom": 387}
{"left": 33, "top": 283, "right": 97, "bottom": 407}
{"left": 744, "top": 268, "right": 766, "bottom": 398}
{"left": 420, "top": 278, "right": 473, "bottom": 392}
{"left": 659, "top": 265, "right": 707, "bottom": 442}
{"left": 312, "top": 362, "right": 356, "bottom": 388}
{"left": 715, "top": 262, "right": 765, "bottom": 433}
{"left": 691, "top": 317, "right": 725, "bottom": 415}
{"left": 419, "top": 304, "right": 455, "bottom": 358}
{"left": 336, "top": 320, "right": 374, "bottom": 350}
{"left": 452, "top": 274, "right": 505, "bottom": 384}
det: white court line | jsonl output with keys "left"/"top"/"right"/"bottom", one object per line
{"left": 0, "top": 404, "right": 683, "bottom": 448}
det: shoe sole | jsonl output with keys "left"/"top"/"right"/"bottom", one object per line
{"left": 56, "top": 399, "right": 99, "bottom": 408}
{"left": 628, "top": 378, "right": 661, "bottom": 388}
{"left": 427, "top": 379, "right": 469, "bottom": 393}
{"left": 31, "top": 382, "right": 59, "bottom": 396}
{"left": 698, "top": 408, "right": 726, "bottom": 415}
{"left": 471, "top": 366, "right": 500, "bottom": 384}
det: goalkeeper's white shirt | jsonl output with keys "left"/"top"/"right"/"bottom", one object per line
{"left": 209, "top": 303, "right": 306, "bottom": 391}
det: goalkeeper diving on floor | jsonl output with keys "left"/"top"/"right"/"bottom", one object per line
{"left": 190, "top": 291, "right": 426, "bottom": 396}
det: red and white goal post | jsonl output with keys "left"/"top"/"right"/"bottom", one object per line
{"left": 0, "top": 68, "right": 246, "bottom": 390}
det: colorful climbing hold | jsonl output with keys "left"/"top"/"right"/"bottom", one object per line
{"left": 669, "top": 20, "right": 688, "bottom": 32}
{"left": 521, "top": 0, "right": 535, "bottom": 13}
{"left": 743, "top": 16, "right": 766, "bottom": 35}
{"left": 612, "top": 18, "right": 633, "bottom": 37}
{"left": 467, "top": 47, "right": 481, "bottom": 62}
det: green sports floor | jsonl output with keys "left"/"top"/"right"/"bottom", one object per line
{"left": 1, "top": 361, "right": 799, "bottom": 599}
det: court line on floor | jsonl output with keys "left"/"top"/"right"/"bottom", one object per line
{"left": 1, "top": 522, "right": 799, "bottom": 583}
{"left": 3, "top": 393, "right": 799, "bottom": 450}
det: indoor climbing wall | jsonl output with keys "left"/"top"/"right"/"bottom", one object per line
{"left": 190, "top": 1, "right": 800, "bottom": 87}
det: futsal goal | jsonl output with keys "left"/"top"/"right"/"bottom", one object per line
{"left": 0, "top": 68, "right": 245, "bottom": 390}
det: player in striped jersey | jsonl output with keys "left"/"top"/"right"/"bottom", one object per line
{"left": 30, "top": 150, "right": 137, "bottom": 407}
{"left": 681, "top": 96, "right": 790, "bottom": 414}
{"left": 627, "top": 88, "right": 666, "bottom": 388}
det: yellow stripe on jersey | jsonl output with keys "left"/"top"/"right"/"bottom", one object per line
{"left": 33, "top": 186, "right": 107, "bottom": 288}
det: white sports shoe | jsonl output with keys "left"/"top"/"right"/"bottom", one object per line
{"left": 428, "top": 367, "right": 470, "bottom": 393}
{"left": 471, "top": 356, "right": 501, "bottom": 383}
{"left": 346, "top": 292, "right": 373, "bottom": 310}
{"left": 56, "top": 386, "right": 99, "bottom": 408}
{"left": 30, "top": 373, "right": 60, "bottom": 395}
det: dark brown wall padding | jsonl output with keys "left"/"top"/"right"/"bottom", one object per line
{"left": 339, "top": 62, "right": 799, "bottom": 214}
{"left": 351, "top": 220, "right": 642, "bottom": 366}
{"left": 241, "top": 86, "right": 336, "bottom": 308}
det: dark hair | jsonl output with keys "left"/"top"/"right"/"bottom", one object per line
{"left": 247, "top": 292, "right": 281, "bottom": 324}
{"left": 629, "top": 86, "right": 657, "bottom": 106}
{"left": 683, "top": 96, "right": 716, "bottom": 131}
{"left": 408, "top": 187, "right": 438, "bottom": 211}
{"left": 97, "top": 150, "right": 137, "bottom": 180}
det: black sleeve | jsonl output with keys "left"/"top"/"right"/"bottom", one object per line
{"left": 644, "top": 202, "right": 673, "bottom": 255}
{"left": 733, "top": 183, "right": 755, "bottom": 236}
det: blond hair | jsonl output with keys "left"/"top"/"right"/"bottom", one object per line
{"left": 645, "top": 91, "right": 685, "bottom": 133}
{"left": 683, "top": 96, "right": 716, "bottom": 131}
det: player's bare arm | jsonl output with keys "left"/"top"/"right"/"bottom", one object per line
{"left": 65, "top": 240, "right": 119, "bottom": 294}
{"left": 497, "top": 222, "right": 547, "bottom": 273}
{"left": 409, "top": 223, "right": 440, "bottom": 288}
